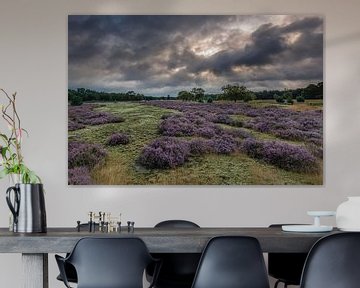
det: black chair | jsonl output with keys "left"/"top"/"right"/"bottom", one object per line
{"left": 191, "top": 236, "right": 270, "bottom": 288}
{"left": 56, "top": 262, "right": 77, "bottom": 284}
{"left": 300, "top": 232, "right": 360, "bottom": 288}
{"left": 56, "top": 223, "right": 99, "bottom": 284}
{"left": 55, "top": 237, "right": 160, "bottom": 288}
{"left": 268, "top": 224, "right": 308, "bottom": 288}
{"left": 147, "top": 220, "right": 201, "bottom": 288}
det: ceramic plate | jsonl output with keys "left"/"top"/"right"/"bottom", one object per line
{"left": 282, "top": 225, "right": 333, "bottom": 232}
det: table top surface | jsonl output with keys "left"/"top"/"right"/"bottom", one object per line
{"left": 0, "top": 227, "right": 340, "bottom": 254}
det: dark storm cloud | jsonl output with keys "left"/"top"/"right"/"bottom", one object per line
{"left": 189, "top": 17, "right": 323, "bottom": 75}
{"left": 68, "top": 15, "right": 323, "bottom": 95}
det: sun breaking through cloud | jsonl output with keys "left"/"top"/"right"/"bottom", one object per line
{"left": 68, "top": 15, "right": 323, "bottom": 96}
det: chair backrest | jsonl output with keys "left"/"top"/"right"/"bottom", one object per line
{"left": 67, "top": 237, "right": 154, "bottom": 288}
{"left": 155, "top": 220, "right": 200, "bottom": 228}
{"left": 300, "top": 232, "right": 360, "bottom": 288}
{"left": 191, "top": 236, "right": 270, "bottom": 288}
{"left": 151, "top": 220, "right": 201, "bottom": 286}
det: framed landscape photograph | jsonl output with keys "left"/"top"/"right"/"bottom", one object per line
{"left": 68, "top": 15, "right": 323, "bottom": 185}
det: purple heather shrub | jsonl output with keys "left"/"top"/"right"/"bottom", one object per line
{"left": 68, "top": 142, "right": 107, "bottom": 169}
{"left": 159, "top": 112, "right": 220, "bottom": 139}
{"left": 274, "top": 129, "right": 322, "bottom": 142}
{"left": 143, "top": 100, "right": 252, "bottom": 118}
{"left": 297, "top": 113, "right": 322, "bottom": 130}
{"left": 85, "top": 112, "right": 122, "bottom": 125}
{"left": 262, "top": 142, "right": 317, "bottom": 172}
{"left": 139, "top": 137, "right": 191, "bottom": 169}
{"left": 197, "top": 126, "right": 216, "bottom": 138}
{"left": 242, "top": 138, "right": 317, "bottom": 172}
{"left": 213, "top": 114, "right": 233, "bottom": 125}
{"left": 68, "top": 104, "right": 124, "bottom": 130}
{"left": 68, "top": 120, "right": 85, "bottom": 131}
{"left": 143, "top": 100, "right": 322, "bottom": 148}
{"left": 273, "top": 120, "right": 299, "bottom": 130}
{"left": 213, "top": 114, "right": 243, "bottom": 127}
{"left": 107, "top": 133, "right": 130, "bottom": 146}
{"left": 303, "top": 131, "right": 322, "bottom": 139}
{"left": 182, "top": 113, "right": 201, "bottom": 126}
{"left": 253, "top": 122, "right": 272, "bottom": 133}
{"left": 189, "top": 139, "right": 213, "bottom": 155}
{"left": 225, "top": 128, "right": 253, "bottom": 139}
{"left": 159, "top": 115, "right": 195, "bottom": 137}
{"left": 68, "top": 166, "right": 92, "bottom": 185}
{"left": 243, "top": 109, "right": 261, "bottom": 117}
{"left": 273, "top": 129, "right": 305, "bottom": 141}
{"left": 209, "top": 135, "right": 238, "bottom": 154}
{"left": 308, "top": 138, "right": 323, "bottom": 146}
{"left": 244, "top": 108, "right": 322, "bottom": 145}
{"left": 193, "top": 110, "right": 216, "bottom": 121}
{"left": 306, "top": 143, "right": 323, "bottom": 159}
{"left": 241, "top": 138, "right": 264, "bottom": 158}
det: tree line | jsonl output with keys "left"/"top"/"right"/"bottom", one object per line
{"left": 69, "top": 82, "right": 323, "bottom": 106}
{"left": 177, "top": 85, "right": 255, "bottom": 103}
{"left": 254, "top": 82, "right": 323, "bottom": 100}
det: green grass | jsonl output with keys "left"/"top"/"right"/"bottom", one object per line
{"left": 69, "top": 101, "right": 322, "bottom": 185}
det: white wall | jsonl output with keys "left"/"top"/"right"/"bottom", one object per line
{"left": 0, "top": 0, "right": 360, "bottom": 287}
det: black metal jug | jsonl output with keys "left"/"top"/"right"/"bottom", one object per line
{"left": 6, "top": 183, "right": 47, "bottom": 233}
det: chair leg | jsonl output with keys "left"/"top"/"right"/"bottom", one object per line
{"left": 274, "top": 280, "right": 289, "bottom": 288}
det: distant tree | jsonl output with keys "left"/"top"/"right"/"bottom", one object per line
{"left": 283, "top": 90, "right": 294, "bottom": 105}
{"left": 301, "top": 89, "right": 306, "bottom": 98}
{"left": 293, "top": 88, "right": 303, "bottom": 98}
{"left": 68, "top": 89, "right": 83, "bottom": 105}
{"left": 243, "top": 91, "right": 256, "bottom": 102}
{"left": 297, "top": 90, "right": 306, "bottom": 103}
{"left": 205, "top": 93, "right": 220, "bottom": 102}
{"left": 303, "top": 82, "right": 323, "bottom": 99}
{"left": 68, "top": 88, "right": 147, "bottom": 103}
{"left": 274, "top": 94, "right": 284, "bottom": 103}
{"left": 126, "top": 91, "right": 136, "bottom": 98}
{"left": 296, "top": 95, "right": 305, "bottom": 102}
{"left": 70, "top": 94, "right": 83, "bottom": 106}
{"left": 177, "top": 90, "right": 193, "bottom": 101}
{"left": 77, "top": 88, "right": 86, "bottom": 95}
{"left": 68, "top": 89, "right": 76, "bottom": 102}
{"left": 255, "top": 89, "right": 283, "bottom": 100}
{"left": 191, "top": 88, "right": 205, "bottom": 102}
{"left": 221, "top": 84, "right": 254, "bottom": 102}
{"left": 134, "top": 93, "right": 145, "bottom": 101}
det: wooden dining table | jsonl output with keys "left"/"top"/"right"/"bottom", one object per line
{"left": 0, "top": 226, "right": 339, "bottom": 288}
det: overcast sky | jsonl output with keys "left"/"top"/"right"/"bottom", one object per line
{"left": 68, "top": 15, "right": 323, "bottom": 96}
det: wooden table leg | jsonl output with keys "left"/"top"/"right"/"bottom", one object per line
{"left": 22, "top": 253, "right": 48, "bottom": 288}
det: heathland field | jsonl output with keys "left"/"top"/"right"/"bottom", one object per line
{"left": 68, "top": 100, "right": 323, "bottom": 185}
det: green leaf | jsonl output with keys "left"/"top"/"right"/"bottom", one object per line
{"left": 0, "top": 133, "right": 8, "bottom": 141}
{"left": 21, "top": 128, "right": 29, "bottom": 137}
{"left": 18, "top": 164, "right": 41, "bottom": 184}
{"left": 0, "top": 146, "right": 7, "bottom": 158}
{"left": 28, "top": 171, "right": 40, "bottom": 184}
